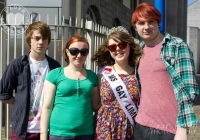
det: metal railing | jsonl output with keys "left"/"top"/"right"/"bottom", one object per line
{"left": 0, "top": 14, "right": 109, "bottom": 140}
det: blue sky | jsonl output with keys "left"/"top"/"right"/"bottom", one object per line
{"left": 188, "top": 0, "right": 196, "bottom": 5}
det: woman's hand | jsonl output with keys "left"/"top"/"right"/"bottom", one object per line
{"left": 40, "top": 80, "right": 56, "bottom": 140}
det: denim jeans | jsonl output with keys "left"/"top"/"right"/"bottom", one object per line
{"left": 49, "top": 134, "right": 94, "bottom": 140}
{"left": 134, "top": 123, "right": 175, "bottom": 140}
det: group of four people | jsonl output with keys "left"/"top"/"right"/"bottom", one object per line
{"left": 0, "top": 3, "right": 199, "bottom": 140}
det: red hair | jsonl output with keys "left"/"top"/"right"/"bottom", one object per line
{"left": 63, "top": 35, "right": 89, "bottom": 63}
{"left": 132, "top": 3, "right": 161, "bottom": 27}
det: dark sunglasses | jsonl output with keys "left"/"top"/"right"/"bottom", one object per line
{"left": 107, "top": 43, "right": 127, "bottom": 52}
{"left": 68, "top": 48, "right": 89, "bottom": 56}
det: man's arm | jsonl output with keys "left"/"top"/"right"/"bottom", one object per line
{"left": 173, "top": 41, "right": 199, "bottom": 140}
{"left": 0, "top": 61, "right": 18, "bottom": 104}
{"left": 175, "top": 42, "right": 199, "bottom": 101}
{"left": 0, "top": 96, "right": 15, "bottom": 104}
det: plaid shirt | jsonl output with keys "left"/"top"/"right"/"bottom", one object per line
{"left": 137, "top": 32, "right": 200, "bottom": 128}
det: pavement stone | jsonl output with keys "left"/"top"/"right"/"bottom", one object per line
{"left": 188, "top": 105, "right": 200, "bottom": 140}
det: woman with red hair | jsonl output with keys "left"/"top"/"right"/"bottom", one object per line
{"left": 40, "top": 35, "right": 101, "bottom": 140}
{"left": 132, "top": 2, "right": 199, "bottom": 140}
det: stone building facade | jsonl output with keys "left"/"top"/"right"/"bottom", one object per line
{"left": 187, "top": 0, "right": 200, "bottom": 74}
{"left": 69, "top": 0, "right": 188, "bottom": 40}
{"left": 69, "top": 0, "right": 138, "bottom": 37}
{"left": 188, "top": 0, "right": 200, "bottom": 29}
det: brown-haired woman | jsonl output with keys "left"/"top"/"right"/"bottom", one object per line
{"left": 92, "top": 26, "right": 142, "bottom": 140}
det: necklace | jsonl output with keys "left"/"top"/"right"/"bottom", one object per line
{"left": 64, "top": 66, "right": 84, "bottom": 97}
{"left": 77, "top": 69, "right": 84, "bottom": 97}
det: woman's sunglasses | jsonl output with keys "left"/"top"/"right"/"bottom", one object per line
{"left": 107, "top": 43, "right": 127, "bottom": 52}
{"left": 68, "top": 48, "right": 89, "bottom": 56}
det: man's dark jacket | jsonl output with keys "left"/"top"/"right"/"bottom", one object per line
{"left": 0, "top": 53, "right": 61, "bottom": 139}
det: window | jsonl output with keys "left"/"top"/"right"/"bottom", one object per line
{"left": 112, "top": 18, "right": 121, "bottom": 27}
{"left": 85, "top": 5, "right": 101, "bottom": 24}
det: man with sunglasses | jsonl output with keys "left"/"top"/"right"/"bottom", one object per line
{"left": 132, "top": 3, "right": 199, "bottom": 140}
{"left": 0, "top": 21, "right": 60, "bottom": 140}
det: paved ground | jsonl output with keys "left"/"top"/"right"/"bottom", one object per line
{"left": 1, "top": 106, "right": 200, "bottom": 140}
{"left": 188, "top": 105, "right": 200, "bottom": 140}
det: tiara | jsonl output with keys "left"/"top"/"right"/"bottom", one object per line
{"left": 107, "top": 26, "right": 129, "bottom": 36}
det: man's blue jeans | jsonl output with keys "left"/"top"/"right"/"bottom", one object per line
{"left": 49, "top": 134, "right": 94, "bottom": 140}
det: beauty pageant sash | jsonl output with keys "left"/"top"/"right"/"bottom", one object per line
{"left": 100, "top": 66, "right": 137, "bottom": 126}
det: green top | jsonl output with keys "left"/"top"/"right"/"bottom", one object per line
{"left": 46, "top": 67, "right": 98, "bottom": 136}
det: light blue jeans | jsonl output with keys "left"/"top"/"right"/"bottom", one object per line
{"left": 49, "top": 134, "right": 94, "bottom": 140}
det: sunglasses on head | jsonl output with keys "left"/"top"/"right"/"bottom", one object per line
{"left": 68, "top": 48, "right": 89, "bottom": 56}
{"left": 107, "top": 43, "right": 128, "bottom": 52}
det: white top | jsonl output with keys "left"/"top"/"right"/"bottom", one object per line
{"left": 27, "top": 56, "right": 49, "bottom": 133}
